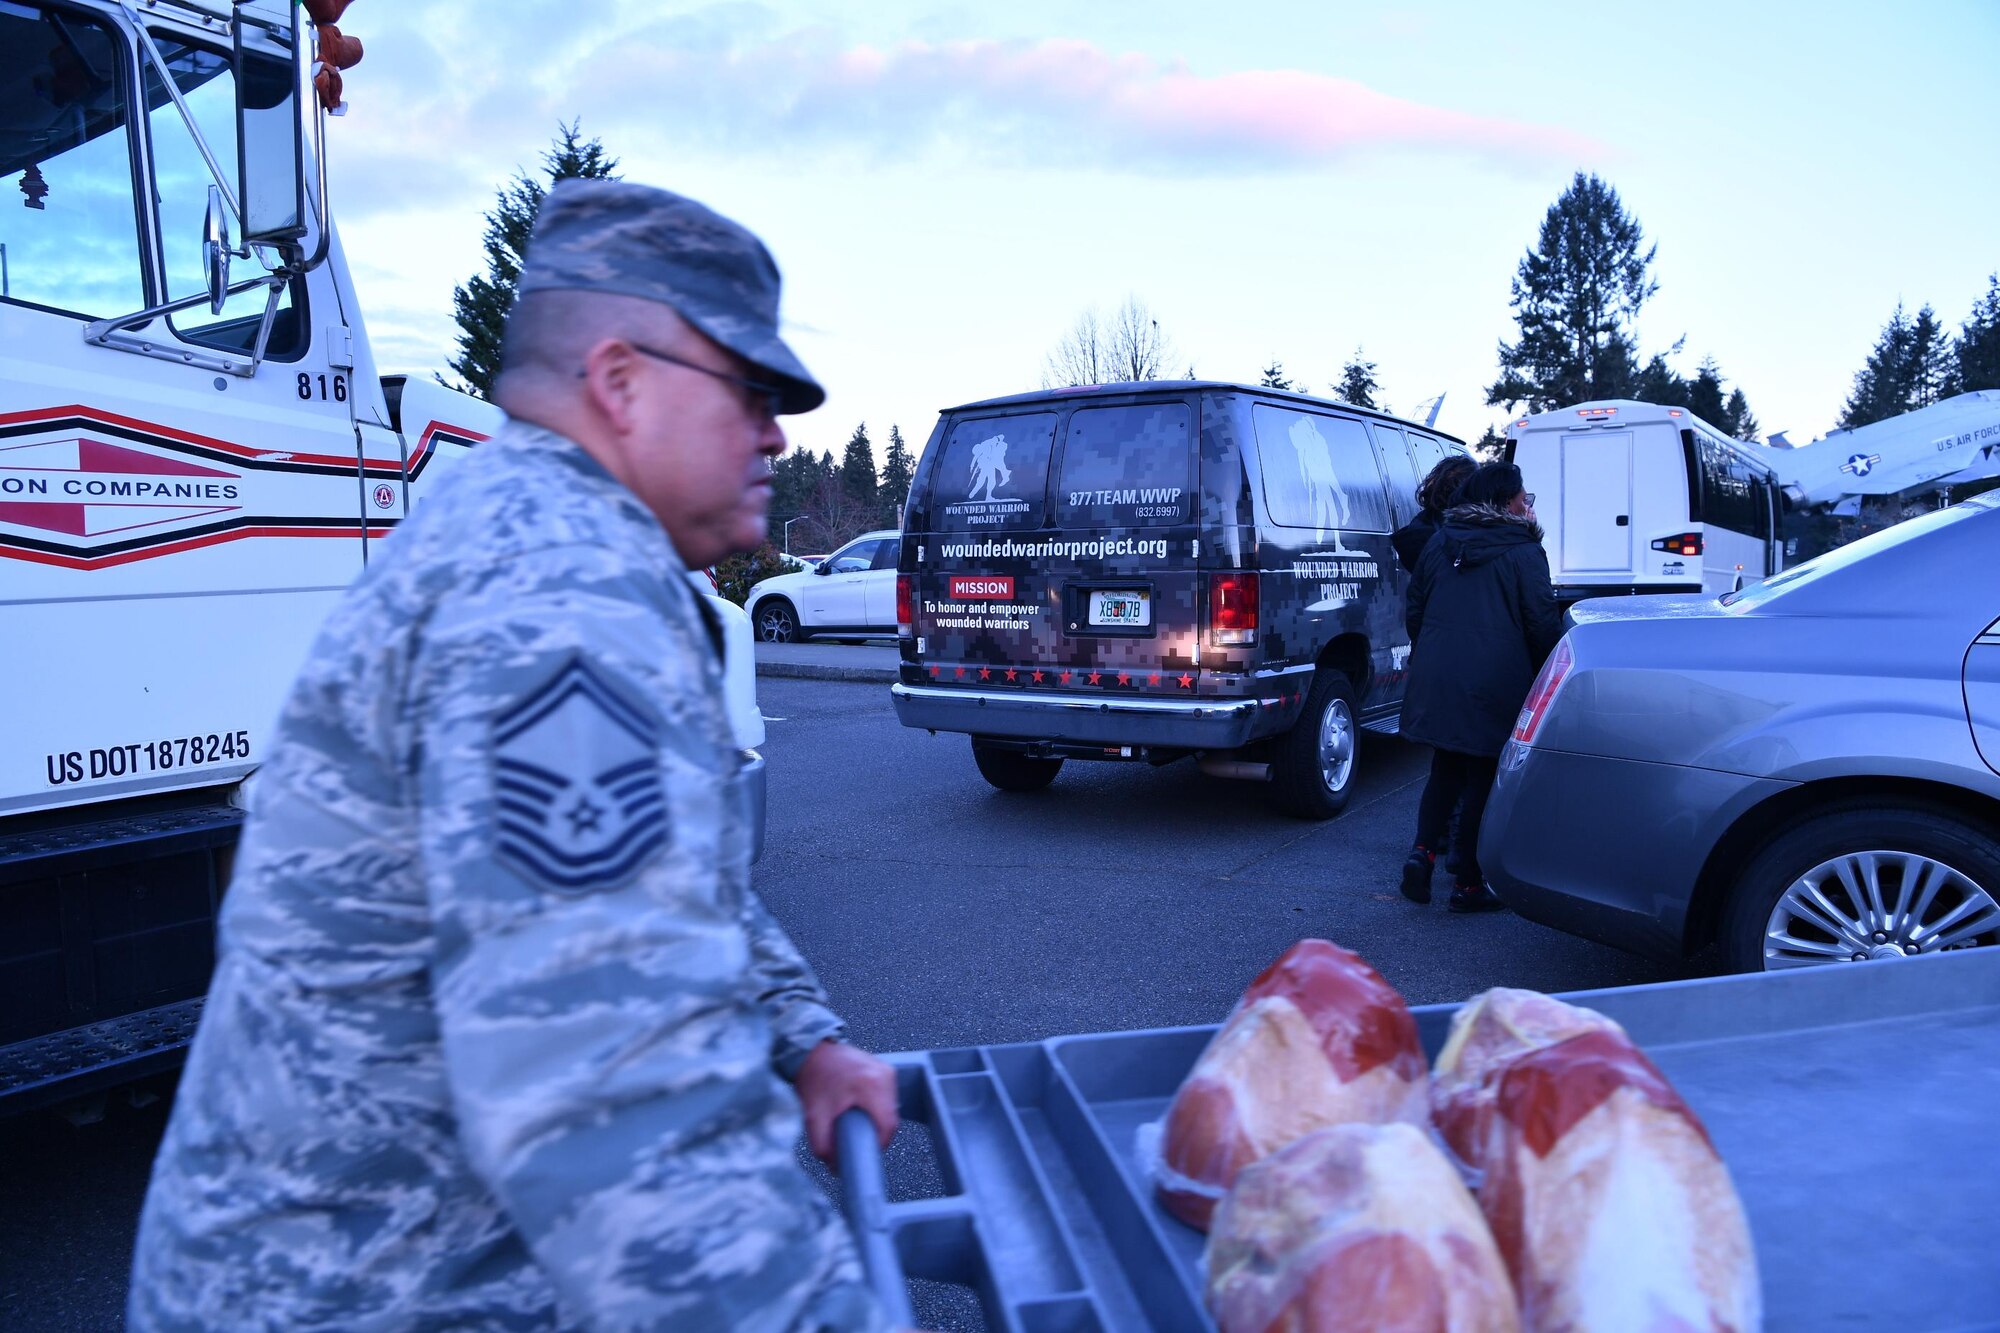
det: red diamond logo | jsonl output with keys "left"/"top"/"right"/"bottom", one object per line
{"left": 0, "top": 435, "right": 240, "bottom": 540}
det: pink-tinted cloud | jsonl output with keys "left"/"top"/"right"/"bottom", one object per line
{"left": 584, "top": 31, "right": 1601, "bottom": 171}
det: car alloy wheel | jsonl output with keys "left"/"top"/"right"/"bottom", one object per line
{"left": 1763, "top": 850, "right": 2000, "bottom": 968}
{"left": 755, "top": 601, "right": 798, "bottom": 644}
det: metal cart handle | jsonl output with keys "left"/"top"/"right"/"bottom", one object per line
{"left": 836, "top": 1107, "right": 916, "bottom": 1327}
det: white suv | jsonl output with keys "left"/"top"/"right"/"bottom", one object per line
{"left": 746, "top": 529, "right": 902, "bottom": 643}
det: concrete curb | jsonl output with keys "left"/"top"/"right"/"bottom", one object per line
{"left": 754, "top": 661, "right": 899, "bottom": 684}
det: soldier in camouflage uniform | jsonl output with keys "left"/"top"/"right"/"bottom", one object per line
{"left": 129, "top": 181, "right": 898, "bottom": 1332}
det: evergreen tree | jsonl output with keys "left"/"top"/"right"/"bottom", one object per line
{"left": 1336, "top": 349, "right": 1379, "bottom": 409}
{"left": 840, "top": 422, "right": 878, "bottom": 509}
{"left": 769, "top": 450, "right": 821, "bottom": 545}
{"left": 1840, "top": 304, "right": 1918, "bottom": 428}
{"left": 1471, "top": 424, "right": 1508, "bottom": 460}
{"left": 1687, "top": 359, "right": 1729, "bottom": 428}
{"left": 1632, "top": 351, "right": 1691, "bottom": 408}
{"left": 1723, "top": 388, "right": 1759, "bottom": 442}
{"left": 447, "top": 123, "right": 619, "bottom": 399}
{"left": 1259, "top": 360, "right": 1296, "bottom": 390}
{"left": 1487, "top": 172, "right": 1657, "bottom": 413}
{"left": 1958, "top": 274, "right": 2000, "bottom": 393}
{"left": 878, "top": 425, "right": 915, "bottom": 524}
{"left": 1908, "top": 304, "right": 1955, "bottom": 406}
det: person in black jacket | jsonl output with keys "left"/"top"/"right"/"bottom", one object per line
{"left": 1397, "top": 461, "right": 1563, "bottom": 912}
{"left": 1391, "top": 455, "right": 1477, "bottom": 574}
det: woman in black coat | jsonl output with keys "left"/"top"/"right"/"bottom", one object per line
{"left": 1397, "top": 461, "right": 1562, "bottom": 912}
{"left": 1391, "top": 455, "right": 1477, "bottom": 574}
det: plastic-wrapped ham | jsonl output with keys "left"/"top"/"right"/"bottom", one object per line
{"left": 1430, "top": 987, "right": 1626, "bottom": 1168}
{"left": 1206, "top": 1123, "right": 1521, "bottom": 1333}
{"left": 1479, "top": 1029, "right": 1760, "bottom": 1333}
{"left": 1153, "top": 940, "right": 1428, "bottom": 1230}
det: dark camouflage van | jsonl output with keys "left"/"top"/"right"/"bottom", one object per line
{"left": 891, "top": 381, "right": 1467, "bottom": 817}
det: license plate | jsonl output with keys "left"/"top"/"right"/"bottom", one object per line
{"left": 1089, "top": 590, "right": 1150, "bottom": 627}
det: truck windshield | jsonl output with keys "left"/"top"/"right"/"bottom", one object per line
{"left": 0, "top": 4, "right": 145, "bottom": 318}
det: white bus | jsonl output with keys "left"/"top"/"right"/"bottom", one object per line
{"left": 1503, "top": 400, "right": 1781, "bottom": 604}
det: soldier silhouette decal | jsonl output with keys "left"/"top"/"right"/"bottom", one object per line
{"left": 493, "top": 657, "right": 669, "bottom": 894}
{"left": 968, "top": 433, "right": 1013, "bottom": 501}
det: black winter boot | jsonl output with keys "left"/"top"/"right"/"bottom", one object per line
{"left": 1399, "top": 846, "right": 1436, "bottom": 905}
{"left": 1447, "top": 881, "right": 1506, "bottom": 914}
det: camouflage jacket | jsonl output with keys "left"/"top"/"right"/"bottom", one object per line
{"left": 128, "top": 419, "right": 884, "bottom": 1332}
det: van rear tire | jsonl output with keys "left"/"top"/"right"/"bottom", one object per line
{"left": 1268, "top": 671, "right": 1359, "bottom": 820}
{"left": 972, "top": 741, "right": 1064, "bottom": 793}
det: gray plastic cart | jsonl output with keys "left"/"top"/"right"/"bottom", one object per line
{"left": 836, "top": 947, "right": 2000, "bottom": 1331}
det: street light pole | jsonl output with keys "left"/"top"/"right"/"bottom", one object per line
{"left": 782, "top": 516, "right": 803, "bottom": 553}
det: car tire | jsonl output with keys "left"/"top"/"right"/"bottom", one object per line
{"left": 971, "top": 740, "right": 1063, "bottom": 793}
{"left": 1267, "top": 669, "right": 1360, "bottom": 821}
{"left": 1722, "top": 802, "right": 2000, "bottom": 974}
{"left": 754, "top": 599, "right": 799, "bottom": 644}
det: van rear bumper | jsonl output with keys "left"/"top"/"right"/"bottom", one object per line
{"left": 891, "top": 684, "right": 1264, "bottom": 749}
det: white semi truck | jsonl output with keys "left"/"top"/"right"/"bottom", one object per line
{"left": 0, "top": 0, "right": 764, "bottom": 1113}
{"left": 1505, "top": 390, "right": 2000, "bottom": 603}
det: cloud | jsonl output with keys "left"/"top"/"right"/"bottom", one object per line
{"left": 573, "top": 29, "right": 1602, "bottom": 173}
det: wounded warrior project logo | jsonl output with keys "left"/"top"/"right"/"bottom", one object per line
{"left": 945, "top": 432, "right": 1031, "bottom": 526}
{"left": 493, "top": 658, "right": 669, "bottom": 894}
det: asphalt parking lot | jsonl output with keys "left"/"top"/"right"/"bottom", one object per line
{"left": 0, "top": 670, "right": 1680, "bottom": 1329}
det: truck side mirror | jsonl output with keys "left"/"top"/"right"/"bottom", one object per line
{"left": 203, "top": 185, "right": 233, "bottom": 314}
{"left": 233, "top": 8, "right": 307, "bottom": 246}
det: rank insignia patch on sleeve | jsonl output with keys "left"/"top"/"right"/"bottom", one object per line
{"left": 492, "top": 657, "right": 669, "bottom": 894}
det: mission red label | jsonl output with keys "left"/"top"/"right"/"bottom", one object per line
{"left": 948, "top": 575, "right": 1015, "bottom": 600}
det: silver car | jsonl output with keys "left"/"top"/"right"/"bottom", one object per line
{"left": 1481, "top": 491, "right": 2000, "bottom": 973}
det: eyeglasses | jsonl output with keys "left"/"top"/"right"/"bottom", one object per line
{"left": 587, "top": 341, "right": 787, "bottom": 421}
{"left": 1523, "top": 492, "right": 1537, "bottom": 507}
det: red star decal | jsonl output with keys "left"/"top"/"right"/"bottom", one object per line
{"left": 1087, "top": 671, "right": 1101, "bottom": 685}
{"left": 1148, "top": 673, "right": 1161, "bottom": 686}
{"left": 1005, "top": 668, "right": 1018, "bottom": 682}
{"left": 1031, "top": 670, "right": 1044, "bottom": 683}
{"left": 955, "top": 665, "right": 966, "bottom": 678}
{"left": 1118, "top": 673, "right": 1131, "bottom": 686}
{"left": 1177, "top": 673, "right": 1194, "bottom": 688}
{"left": 1058, "top": 671, "right": 1072, "bottom": 685}
{"left": 928, "top": 665, "right": 940, "bottom": 678}
{"left": 979, "top": 666, "right": 991, "bottom": 680}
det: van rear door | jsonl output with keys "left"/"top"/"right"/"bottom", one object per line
{"left": 909, "top": 396, "right": 1198, "bottom": 693}
{"left": 1558, "top": 429, "right": 1636, "bottom": 575}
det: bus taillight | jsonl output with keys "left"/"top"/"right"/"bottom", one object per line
{"left": 1651, "top": 533, "right": 1704, "bottom": 557}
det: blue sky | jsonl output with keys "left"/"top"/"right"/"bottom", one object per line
{"left": 330, "top": 1, "right": 2000, "bottom": 460}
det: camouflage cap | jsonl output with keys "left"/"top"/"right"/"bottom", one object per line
{"left": 518, "top": 179, "right": 825, "bottom": 415}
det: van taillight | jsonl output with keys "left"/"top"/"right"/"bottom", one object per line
{"left": 1211, "top": 573, "right": 1258, "bottom": 646}
{"left": 1650, "top": 533, "right": 1704, "bottom": 557}
{"left": 1512, "top": 636, "right": 1574, "bottom": 747}
{"left": 896, "top": 575, "right": 912, "bottom": 638}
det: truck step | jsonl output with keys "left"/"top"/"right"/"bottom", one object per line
{"left": 1360, "top": 714, "right": 1402, "bottom": 736}
{"left": 0, "top": 802, "right": 243, "bottom": 884}
{"left": 0, "top": 997, "right": 205, "bottom": 1116}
